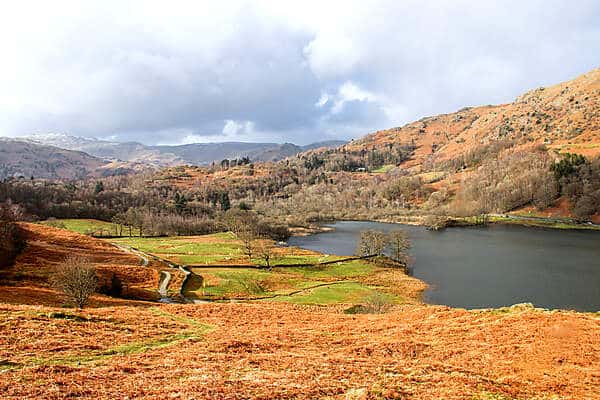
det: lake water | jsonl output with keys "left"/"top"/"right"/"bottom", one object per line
{"left": 288, "top": 221, "right": 600, "bottom": 311}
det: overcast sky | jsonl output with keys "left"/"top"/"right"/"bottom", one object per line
{"left": 0, "top": 0, "right": 599, "bottom": 145}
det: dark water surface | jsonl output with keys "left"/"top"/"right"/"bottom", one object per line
{"left": 288, "top": 221, "right": 600, "bottom": 311}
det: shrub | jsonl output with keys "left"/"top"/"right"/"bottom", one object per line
{"left": 344, "top": 292, "right": 392, "bottom": 314}
{"left": 51, "top": 256, "right": 98, "bottom": 309}
{"left": 0, "top": 202, "right": 25, "bottom": 269}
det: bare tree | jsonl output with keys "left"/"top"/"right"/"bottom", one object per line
{"left": 224, "top": 210, "right": 259, "bottom": 260}
{"left": 387, "top": 230, "right": 410, "bottom": 265}
{"left": 255, "top": 239, "right": 275, "bottom": 269}
{"left": 355, "top": 230, "right": 387, "bottom": 257}
{"left": 51, "top": 256, "right": 98, "bottom": 309}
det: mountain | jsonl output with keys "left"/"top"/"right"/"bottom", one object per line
{"left": 343, "top": 67, "right": 600, "bottom": 167}
{"left": 23, "top": 134, "right": 346, "bottom": 166}
{"left": 23, "top": 134, "right": 183, "bottom": 167}
{"left": 0, "top": 138, "right": 115, "bottom": 180}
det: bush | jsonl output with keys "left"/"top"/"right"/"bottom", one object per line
{"left": 98, "top": 273, "right": 124, "bottom": 297}
{"left": 51, "top": 256, "right": 98, "bottom": 309}
{"left": 344, "top": 292, "right": 392, "bottom": 314}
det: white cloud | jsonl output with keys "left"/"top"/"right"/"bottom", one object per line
{"left": 331, "top": 82, "right": 378, "bottom": 114}
{"left": 315, "top": 94, "right": 329, "bottom": 108}
{"left": 0, "top": 0, "right": 598, "bottom": 144}
{"left": 222, "top": 120, "right": 255, "bottom": 137}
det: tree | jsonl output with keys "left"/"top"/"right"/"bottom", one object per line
{"left": 551, "top": 153, "right": 586, "bottom": 180}
{"left": 111, "top": 213, "right": 125, "bottom": 236}
{"left": 124, "top": 208, "right": 144, "bottom": 237}
{"left": 219, "top": 191, "right": 231, "bottom": 211}
{"left": 387, "top": 230, "right": 410, "bottom": 264}
{"left": 224, "top": 210, "right": 258, "bottom": 260}
{"left": 355, "top": 230, "right": 387, "bottom": 257}
{"left": 51, "top": 256, "right": 98, "bottom": 309}
{"left": 0, "top": 201, "right": 25, "bottom": 269}
{"left": 94, "top": 181, "right": 104, "bottom": 194}
{"left": 255, "top": 239, "right": 275, "bottom": 269}
{"left": 174, "top": 192, "right": 187, "bottom": 214}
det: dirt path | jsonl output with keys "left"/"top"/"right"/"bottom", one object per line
{"left": 158, "top": 271, "right": 171, "bottom": 299}
{"left": 113, "top": 244, "right": 149, "bottom": 266}
{"left": 112, "top": 243, "right": 177, "bottom": 300}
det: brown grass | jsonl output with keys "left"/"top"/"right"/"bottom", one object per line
{"left": 0, "top": 223, "right": 172, "bottom": 304}
{"left": 1, "top": 302, "right": 599, "bottom": 399}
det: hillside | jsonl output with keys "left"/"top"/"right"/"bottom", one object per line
{"left": 23, "top": 134, "right": 346, "bottom": 166}
{"left": 2, "top": 297, "right": 600, "bottom": 398}
{"left": 0, "top": 223, "right": 173, "bottom": 305}
{"left": 345, "top": 67, "right": 599, "bottom": 167}
{"left": 0, "top": 139, "right": 112, "bottom": 180}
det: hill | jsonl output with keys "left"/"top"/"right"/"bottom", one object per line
{"left": 0, "top": 223, "right": 173, "bottom": 305}
{"left": 345, "top": 67, "right": 599, "bottom": 166}
{"left": 0, "top": 139, "right": 113, "bottom": 180}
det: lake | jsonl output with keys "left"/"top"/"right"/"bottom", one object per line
{"left": 288, "top": 221, "right": 600, "bottom": 311}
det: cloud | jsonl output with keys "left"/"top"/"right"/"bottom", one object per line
{"left": 0, "top": 0, "right": 598, "bottom": 145}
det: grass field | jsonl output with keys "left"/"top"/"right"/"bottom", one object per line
{"left": 111, "top": 232, "right": 400, "bottom": 304}
{"left": 111, "top": 231, "right": 411, "bottom": 304}
{"left": 111, "top": 232, "right": 245, "bottom": 264}
{"left": 40, "top": 218, "right": 141, "bottom": 236}
{"left": 111, "top": 233, "right": 345, "bottom": 266}
{"left": 37, "top": 219, "right": 424, "bottom": 306}
{"left": 487, "top": 215, "right": 600, "bottom": 231}
{"left": 372, "top": 164, "right": 395, "bottom": 173}
{"left": 186, "top": 258, "right": 405, "bottom": 305}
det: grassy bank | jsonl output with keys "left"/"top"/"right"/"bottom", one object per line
{"left": 108, "top": 230, "right": 424, "bottom": 305}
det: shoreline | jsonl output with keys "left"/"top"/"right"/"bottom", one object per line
{"left": 289, "top": 214, "right": 600, "bottom": 235}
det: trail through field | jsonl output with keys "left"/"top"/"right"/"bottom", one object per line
{"left": 158, "top": 271, "right": 172, "bottom": 299}
{"left": 112, "top": 243, "right": 178, "bottom": 301}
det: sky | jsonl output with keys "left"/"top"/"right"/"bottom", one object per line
{"left": 0, "top": 0, "right": 599, "bottom": 145}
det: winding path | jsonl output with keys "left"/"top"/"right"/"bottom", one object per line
{"left": 158, "top": 270, "right": 172, "bottom": 299}
{"left": 112, "top": 243, "right": 177, "bottom": 302}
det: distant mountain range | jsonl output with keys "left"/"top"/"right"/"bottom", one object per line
{"left": 22, "top": 134, "right": 346, "bottom": 166}
{"left": 0, "top": 134, "right": 346, "bottom": 180}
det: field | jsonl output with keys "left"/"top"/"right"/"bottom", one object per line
{"left": 3, "top": 220, "right": 600, "bottom": 399}
{"left": 111, "top": 233, "right": 342, "bottom": 266}
{"left": 185, "top": 260, "right": 419, "bottom": 304}
{"left": 40, "top": 218, "right": 140, "bottom": 236}
{"left": 109, "top": 230, "right": 423, "bottom": 304}
{"left": 2, "top": 302, "right": 599, "bottom": 399}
